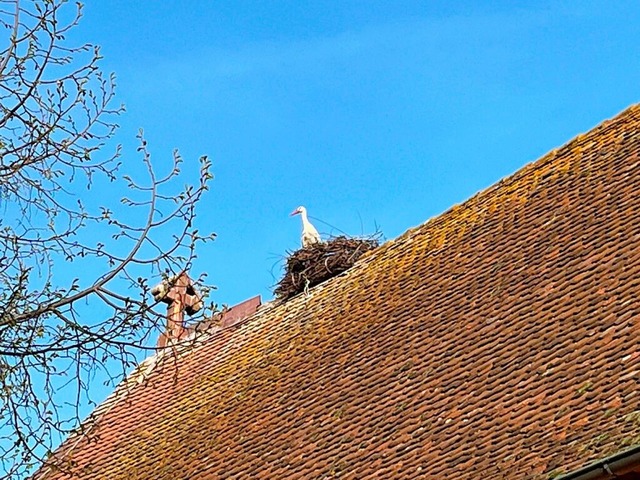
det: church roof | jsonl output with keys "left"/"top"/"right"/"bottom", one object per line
{"left": 36, "top": 105, "right": 640, "bottom": 480}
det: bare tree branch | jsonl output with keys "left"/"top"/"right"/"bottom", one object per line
{"left": 0, "top": 1, "right": 216, "bottom": 477}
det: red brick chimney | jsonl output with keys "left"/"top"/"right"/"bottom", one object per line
{"left": 152, "top": 272, "right": 203, "bottom": 348}
{"left": 218, "top": 295, "right": 261, "bottom": 328}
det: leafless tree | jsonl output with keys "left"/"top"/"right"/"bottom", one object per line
{"left": 0, "top": 1, "right": 214, "bottom": 477}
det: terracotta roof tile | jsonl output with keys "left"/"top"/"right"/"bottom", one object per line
{"left": 36, "top": 104, "right": 640, "bottom": 479}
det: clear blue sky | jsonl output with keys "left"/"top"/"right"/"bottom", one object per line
{"left": 73, "top": 1, "right": 640, "bottom": 308}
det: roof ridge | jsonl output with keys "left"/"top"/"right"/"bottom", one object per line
{"left": 367, "top": 103, "right": 640, "bottom": 261}
{"left": 51, "top": 298, "right": 278, "bottom": 441}
{"left": 147, "top": 103, "right": 640, "bottom": 361}
{"left": 34, "top": 352, "right": 168, "bottom": 478}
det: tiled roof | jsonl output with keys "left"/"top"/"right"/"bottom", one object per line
{"left": 36, "top": 105, "right": 640, "bottom": 479}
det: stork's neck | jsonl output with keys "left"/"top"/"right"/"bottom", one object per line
{"left": 300, "top": 209, "right": 312, "bottom": 227}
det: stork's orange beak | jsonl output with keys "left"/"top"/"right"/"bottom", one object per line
{"left": 290, "top": 209, "right": 300, "bottom": 216}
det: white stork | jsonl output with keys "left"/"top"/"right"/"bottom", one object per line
{"left": 290, "top": 206, "right": 322, "bottom": 248}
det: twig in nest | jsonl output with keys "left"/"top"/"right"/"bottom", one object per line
{"left": 274, "top": 235, "right": 380, "bottom": 300}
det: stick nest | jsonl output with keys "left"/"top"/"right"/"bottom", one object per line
{"left": 275, "top": 235, "right": 380, "bottom": 300}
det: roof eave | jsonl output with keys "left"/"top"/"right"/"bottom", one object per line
{"left": 556, "top": 445, "right": 640, "bottom": 480}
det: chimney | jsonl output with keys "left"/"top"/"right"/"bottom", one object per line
{"left": 184, "top": 295, "right": 262, "bottom": 336}
{"left": 218, "top": 295, "right": 261, "bottom": 328}
{"left": 151, "top": 272, "right": 203, "bottom": 348}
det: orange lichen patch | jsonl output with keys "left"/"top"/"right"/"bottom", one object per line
{"left": 34, "top": 104, "right": 640, "bottom": 480}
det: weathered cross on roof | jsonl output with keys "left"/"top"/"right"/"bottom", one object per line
{"left": 151, "top": 272, "right": 203, "bottom": 348}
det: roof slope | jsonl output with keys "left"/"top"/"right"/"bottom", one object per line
{"left": 38, "top": 105, "right": 640, "bottom": 479}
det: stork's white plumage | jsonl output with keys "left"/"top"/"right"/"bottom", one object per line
{"left": 290, "top": 206, "right": 321, "bottom": 247}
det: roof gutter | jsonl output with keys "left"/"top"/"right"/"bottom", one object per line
{"left": 556, "top": 445, "right": 640, "bottom": 480}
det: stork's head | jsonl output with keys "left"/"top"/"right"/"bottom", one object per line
{"left": 290, "top": 206, "right": 306, "bottom": 216}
